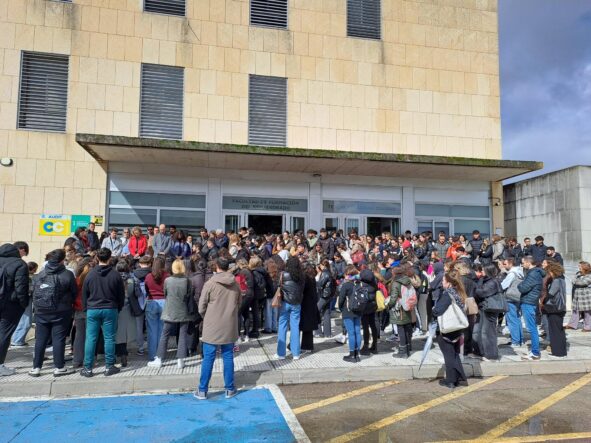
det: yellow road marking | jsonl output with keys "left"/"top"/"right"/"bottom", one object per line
{"left": 472, "top": 372, "right": 591, "bottom": 443}
{"left": 327, "top": 376, "right": 508, "bottom": 443}
{"left": 494, "top": 432, "right": 591, "bottom": 442}
{"left": 292, "top": 380, "right": 402, "bottom": 415}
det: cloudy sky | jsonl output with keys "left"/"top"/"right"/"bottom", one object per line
{"left": 498, "top": 0, "right": 591, "bottom": 181}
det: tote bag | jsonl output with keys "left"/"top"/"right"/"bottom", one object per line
{"left": 438, "top": 296, "right": 469, "bottom": 334}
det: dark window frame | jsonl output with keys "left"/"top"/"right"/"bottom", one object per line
{"left": 248, "top": 74, "right": 288, "bottom": 147}
{"left": 347, "top": 0, "right": 381, "bottom": 40}
{"left": 250, "top": 0, "right": 288, "bottom": 29}
{"left": 144, "top": 0, "right": 186, "bottom": 17}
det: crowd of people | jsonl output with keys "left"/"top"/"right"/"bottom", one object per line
{"left": 0, "top": 223, "right": 590, "bottom": 395}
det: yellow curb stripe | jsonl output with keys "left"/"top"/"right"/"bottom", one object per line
{"left": 493, "top": 432, "right": 591, "bottom": 443}
{"left": 293, "top": 380, "right": 402, "bottom": 415}
{"left": 327, "top": 376, "right": 508, "bottom": 443}
{"left": 472, "top": 372, "right": 591, "bottom": 442}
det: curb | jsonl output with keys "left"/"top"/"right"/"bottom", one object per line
{"left": 2, "top": 359, "right": 590, "bottom": 399}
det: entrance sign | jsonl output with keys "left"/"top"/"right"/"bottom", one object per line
{"left": 323, "top": 200, "right": 401, "bottom": 215}
{"left": 223, "top": 196, "right": 308, "bottom": 212}
{"left": 39, "top": 215, "right": 71, "bottom": 236}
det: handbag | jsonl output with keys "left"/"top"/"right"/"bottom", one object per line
{"left": 464, "top": 297, "right": 479, "bottom": 316}
{"left": 438, "top": 296, "right": 469, "bottom": 334}
{"left": 482, "top": 292, "right": 508, "bottom": 314}
{"left": 271, "top": 274, "right": 283, "bottom": 308}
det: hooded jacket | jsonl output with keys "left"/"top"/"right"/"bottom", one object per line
{"left": 387, "top": 275, "right": 413, "bottom": 325}
{"left": 518, "top": 267, "right": 545, "bottom": 306}
{"left": 0, "top": 244, "right": 29, "bottom": 308}
{"left": 82, "top": 264, "right": 125, "bottom": 311}
{"left": 33, "top": 260, "right": 78, "bottom": 314}
{"left": 359, "top": 269, "right": 377, "bottom": 314}
{"left": 429, "top": 262, "right": 445, "bottom": 302}
{"left": 199, "top": 272, "right": 241, "bottom": 345}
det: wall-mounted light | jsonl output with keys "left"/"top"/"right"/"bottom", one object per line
{"left": 0, "top": 158, "right": 13, "bottom": 167}
{"left": 489, "top": 197, "right": 502, "bottom": 207}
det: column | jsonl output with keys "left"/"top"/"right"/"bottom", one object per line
{"left": 206, "top": 177, "right": 222, "bottom": 230}
{"left": 490, "top": 181, "right": 504, "bottom": 236}
{"left": 309, "top": 182, "right": 322, "bottom": 231}
{"left": 401, "top": 186, "right": 415, "bottom": 233}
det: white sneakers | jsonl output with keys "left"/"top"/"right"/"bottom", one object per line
{"left": 0, "top": 364, "right": 16, "bottom": 376}
{"left": 177, "top": 358, "right": 185, "bottom": 369}
{"left": 333, "top": 333, "right": 348, "bottom": 344}
{"left": 273, "top": 354, "right": 286, "bottom": 360}
{"left": 28, "top": 368, "right": 41, "bottom": 377}
{"left": 147, "top": 357, "right": 162, "bottom": 368}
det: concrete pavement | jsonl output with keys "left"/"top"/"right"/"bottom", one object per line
{"left": 1, "top": 324, "right": 590, "bottom": 399}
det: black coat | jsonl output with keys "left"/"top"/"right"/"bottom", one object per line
{"left": 281, "top": 271, "right": 304, "bottom": 305}
{"left": 317, "top": 237, "right": 335, "bottom": 260}
{"left": 33, "top": 261, "right": 77, "bottom": 314}
{"left": 474, "top": 276, "right": 500, "bottom": 307}
{"left": 87, "top": 231, "right": 100, "bottom": 251}
{"left": 300, "top": 277, "right": 320, "bottom": 332}
{"left": 316, "top": 269, "right": 334, "bottom": 299}
{"left": 0, "top": 244, "right": 29, "bottom": 308}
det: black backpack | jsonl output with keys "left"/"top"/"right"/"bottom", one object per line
{"left": 348, "top": 280, "right": 369, "bottom": 315}
{"left": 253, "top": 270, "right": 267, "bottom": 300}
{"left": 33, "top": 271, "right": 61, "bottom": 310}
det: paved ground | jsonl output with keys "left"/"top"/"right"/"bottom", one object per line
{"left": 1, "top": 319, "right": 591, "bottom": 397}
{"left": 281, "top": 374, "right": 591, "bottom": 443}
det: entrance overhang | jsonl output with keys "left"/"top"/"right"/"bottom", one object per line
{"left": 76, "top": 134, "right": 543, "bottom": 182}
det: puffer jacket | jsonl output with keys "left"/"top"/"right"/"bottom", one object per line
{"left": 359, "top": 269, "right": 377, "bottom": 314}
{"left": 0, "top": 244, "right": 29, "bottom": 308}
{"left": 337, "top": 279, "right": 359, "bottom": 319}
{"left": 518, "top": 267, "right": 546, "bottom": 306}
{"left": 33, "top": 260, "right": 77, "bottom": 314}
{"left": 280, "top": 271, "right": 304, "bottom": 305}
{"left": 474, "top": 276, "right": 500, "bottom": 307}
{"left": 434, "top": 241, "right": 450, "bottom": 258}
{"left": 316, "top": 269, "right": 334, "bottom": 300}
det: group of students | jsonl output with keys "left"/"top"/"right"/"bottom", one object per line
{"left": 1, "top": 226, "right": 590, "bottom": 395}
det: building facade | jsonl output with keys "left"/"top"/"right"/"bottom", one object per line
{"left": 504, "top": 166, "right": 591, "bottom": 263}
{"left": 0, "top": 0, "right": 541, "bottom": 262}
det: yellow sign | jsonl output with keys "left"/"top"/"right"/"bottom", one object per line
{"left": 39, "top": 215, "right": 71, "bottom": 237}
{"left": 92, "top": 215, "right": 104, "bottom": 226}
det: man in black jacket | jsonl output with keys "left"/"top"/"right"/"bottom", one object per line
{"left": 86, "top": 223, "right": 100, "bottom": 251}
{"left": 468, "top": 230, "right": 484, "bottom": 261}
{"left": 317, "top": 228, "right": 335, "bottom": 261}
{"left": 0, "top": 243, "right": 29, "bottom": 376}
{"left": 81, "top": 248, "right": 125, "bottom": 377}
{"left": 530, "top": 236, "right": 547, "bottom": 264}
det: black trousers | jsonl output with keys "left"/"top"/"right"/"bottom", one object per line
{"left": 438, "top": 334, "right": 467, "bottom": 384}
{"left": 315, "top": 298, "right": 332, "bottom": 337}
{"left": 34, "top": 312, "right": 71, "bottom": 369}
{"left": 361, "top": 312, "right": 378, "bottom": 347}
{"left": 463, "top": 314, "right": 477, "bottom": 356}
{"left": 250, "top": 298, "right": 260, "bottom": 337}
{"left": 0, "top": 301, "right": 25, "bottom": 364}
{"left": 398, "top": 323, "right": 413, "bottom": 350}
{"left": 473, "top": 309, "right": 499, "bottom": 360}
{"left": 301, "top": 330, "right": 314, "bottom": 351}
{"left": 547, "top": 313, "right": 567, "bottom": 357}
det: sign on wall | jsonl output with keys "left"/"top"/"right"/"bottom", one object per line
{"left": 92, "top": 215, "right": 104, "bottom": 226}
{"left": 39, "top": 215, "right": 71, "bottom": 237}
{"left": 222, "top": 196, "right": 308, "bottom": 212}
{"left": 71, "top": 215, "right": 92, "bottom": 232}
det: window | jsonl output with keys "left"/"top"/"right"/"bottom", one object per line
{"left": 248, "top": 75, "right": 287, "bottom": 147}
{"left": 415, "top": 204, "right": 489, "bottom": 218}
{"left": 17, "top": 51, "right": 69, "bottom": 132}
{"left": 324, "top": 200, "right": 401, "bottom": 215}
{"left": 347, "top": 0, "right": 381, "bottom": 40}
{"left": 139, "top": 63, "right": 184, "bottom": 139}
{"left": 144, "top": 0, "right": 185, "bottom": 16}
{"left": 250, "top": 0, "right": 288, "bottom": 29}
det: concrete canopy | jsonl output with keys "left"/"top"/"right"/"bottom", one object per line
{"left": 76, "top": 134, "right": 543, "bottom": 182}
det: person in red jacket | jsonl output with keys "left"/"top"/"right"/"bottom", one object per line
{"left": 128, "top": 226, "right": 147, "bottom": 259}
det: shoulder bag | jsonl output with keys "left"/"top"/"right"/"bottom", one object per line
{"left": 271, "top": 274, "right": 283, "bottom": 308}
{"left": 482, "top": 281, "right": 508, "bottom": 314}
{"left": 438, "top": 295, "right": 469, "bottom": 334}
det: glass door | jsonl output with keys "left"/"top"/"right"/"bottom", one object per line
{"left": 324, "top": 217, "right": 339, "bottom": 232}
{"left": 290, "top": 215, "right": 306, "bottom": 234}
{"left": 345, "top": 217, "right": 361, "bottom": 235}
{"left": 224, "top": 214, "right": 242, "bottom": 233}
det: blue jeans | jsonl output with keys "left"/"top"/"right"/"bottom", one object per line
{"left": 506, "top": 302, "right": 523, "bottom": 345}
{"left": 11, "top": 301, "right": 32, "bottom": 346}
{"left": 84, "top": 309, "right": 118, "bottom": 368}
{"left": 277, "top": 302, "right": 301, "bottom": 358}
{"left": 145, "top": 299, "right": 165, "bottom": 361}
{"left": 521, "top": 303, "right": 540, "bottom": 357}
{"left": 343, "top": 317, "right": 362, "bottom": 352}
{"left": 264, "top": 299, "right": 278, "bottom": 332}
{"left": 199, "top": 343, "right": 235, "bottom": 393}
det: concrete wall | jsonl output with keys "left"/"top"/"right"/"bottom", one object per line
{"left": 0, "top": 0, "right": 502, "bottom": 263}
{"left": 504, "top": 166, "right": 591, "bottom": 263}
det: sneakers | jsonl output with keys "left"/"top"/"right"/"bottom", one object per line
{"left": 28, "top": 368, "right": 41, "bottom": 377}
{"left": 10, "top": 343, "right": 28, "bottom": 349}
{"left": 521, "top": 352, "right": 541, "bottom": 361}
{"left": 233, "top": 345, "right": 240, "bottom": 353}
{"left": 194, "top": 390, "right": 207, "bottom": 400}
{"left": 80, "top": 367, "right": 94, "bottom": 378}
{"left": 273, "top": 354, "right": 286, "bottom": 360}
{"left": 386, "top": 335, "right": 399, "bottom": 343}
{"left": 293, "top": 355, "right": 301, "bottom": 360}
{"left": 334, "top": 333, "right": 347, "bottom": 344}
{"left": 136, "top": 348, "right": 145, "bottom": 356}
{"left": 177, "top": 358, "right": 185, "bottom": 369}
{"left": 147, "top": 357, "right": 162, "bottom": 368}
{"left": 54, "top": 367, "right": 73, "bottom": 377}
{"left": 0, "top": 364, "right": 16, "bottom": 376}
{"left": 105, "top": 366, "right": 120, "bottom": 376}
{"left": 225, "top": 389, "right": 238, "bottom": 399}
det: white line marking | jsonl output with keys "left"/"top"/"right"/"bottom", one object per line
{"left": 264, "top": 384, "right": 311, "bottom": 443}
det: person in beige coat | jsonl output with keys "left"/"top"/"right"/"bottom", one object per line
{"left": 195, "top": 257, "right": 241, "bottom": 400}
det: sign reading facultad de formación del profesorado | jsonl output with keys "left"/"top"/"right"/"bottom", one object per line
{"left": 222, "top": 196, "right": 308, "bottom": 212}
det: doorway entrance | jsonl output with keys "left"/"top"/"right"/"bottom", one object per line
{"left": 248, "top": 214, "right": 283, "bottom": 235}
{"left": 366, "top": 217, "right": 400, "bottom": 237}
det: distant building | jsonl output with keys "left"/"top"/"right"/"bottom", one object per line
{"left": 504, "top": 166, "right": 591, "bottom": 263}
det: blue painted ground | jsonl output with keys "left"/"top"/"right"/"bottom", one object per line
{"left": 1, "top": 389, "right": 297, "bottom": 443}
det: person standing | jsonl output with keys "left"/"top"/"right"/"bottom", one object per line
{"left": 566, "top": 261, "right": 591, "bottom": 331}
{"left": 359, "top": 269, "right": 379, "bottom": 355}
{"left": 314, "top": 260, "right": 334, "bottom": 338}
{"left": 101, "top": 228, "right": 123, "bottom": 257}
{"left": 87, "top": 223, "right": 100, "bottom": 252}
{"left": 153, "top": 224, "right": 172, "bottom": 257}
{"left": 195, "top": 258, "right": 241, "bottom": 400}
{"left": 128, "top": 226, "right": 147, "bottom": 260}
{"left": 144, "top": 257, "right": 169, "bottom": 362}
{"left": 0, "top": 242, "right": 29, "bottom": 376}
{"left": 501, "top": 258, "right": 525, "bottom": 348}
{"left": 518, "top": 256, "right": 545, "bottom": 361}
{"left": 432, "top": 269, "right": 468, "bottom": 389}
{"left": 541, "top": 261, "right": 567, "bottom": 357}
{"left": 28, "top": 249, "right": 77, "bottom": 377}
{"left": 275, "top": 257, "right": 305, "bottom": 360}
{"left": 80, "top": 248, "right": 125, "bottom": 377}
{"left": 149, "top": 259, "right": 193, "bottom": 369}
{"left": 473, "top": 264, "right": 500, "bottom": 361}
{"left": 72, "top": 258, "right": 92, "bottom": 368}
{"left": 530, "top": 236, "right": 547, "bottom": 265}
{"left": 10, "top": 261, "right": 38, "bottom": 348}
{"left": 338, "top": 265, "right": 362, "bottom": 363}
{"left": 300, "top": 263, "right": 320, "bottom": 353}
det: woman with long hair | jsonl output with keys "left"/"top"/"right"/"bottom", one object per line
{"left": 115, "top": 260, "right": 136, "bottom": 367}
{"left": 314, "top": 259, "right": 334, "bottom": 338}
{"left": 541, "top": 261, "right": 567, "bottom": 357}
{"left": 263, "top": 258, "right": 281, "bottom": 333}
{"left": 566, "top": 261, "right": 591, "bottom": 331}
{"left": 473, "top": 264, "right": 500, "bottom": 361}
{"left": 170, "top": 230, "right": 192, "bottom": 259}
{"left": 338, "top": 265, "right": 362, "bottom": 362}
{"left": 144, "top": 256, "right": 169, "bottom": 362}
{"left": 432, "top": 269, "right": 469, "bottom": 388}
{"left": 72, "top": 258, "right": 93, "bottom": 368}
{"left": 235, "top": 258, "right": 256, "bottom": 341}
{"left": 300, "top": 263, "right": 320, "bottom": 353}
{"left": 275, "top": 256, "right": 305, "bottom": 360}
